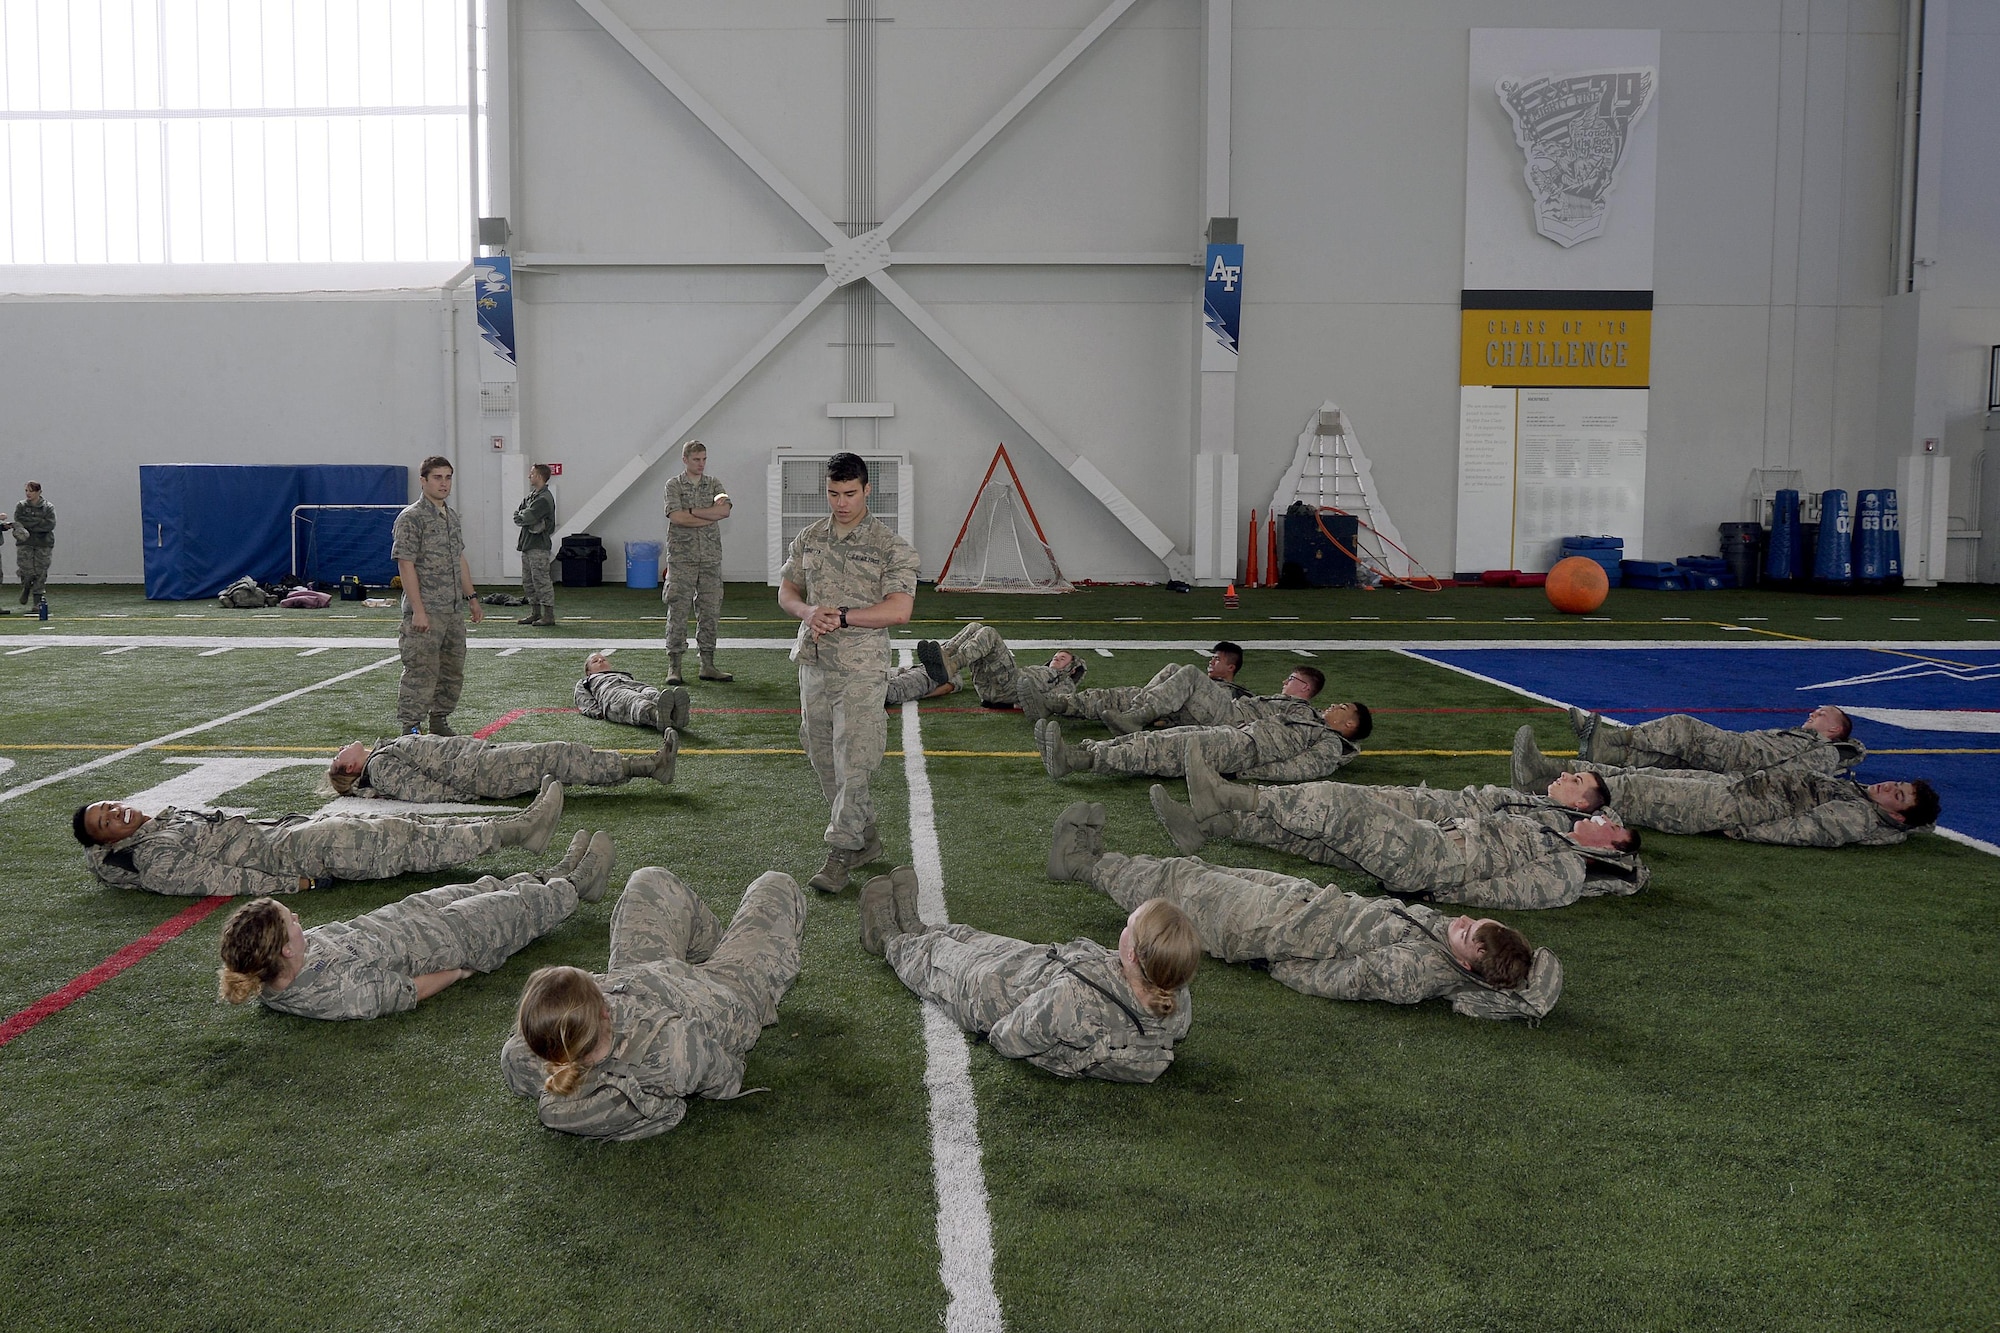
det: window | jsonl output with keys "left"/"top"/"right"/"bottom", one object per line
{"left": 1, "top": 0, "right": 472, "bottom": 264}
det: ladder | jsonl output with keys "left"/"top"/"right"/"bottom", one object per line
{"left": 1269, "top": 401, "right": 1414, "bottom": 579}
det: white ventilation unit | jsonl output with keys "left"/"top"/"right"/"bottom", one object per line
{"left": 766, "top": 449, "right": 914, "bottom": 584}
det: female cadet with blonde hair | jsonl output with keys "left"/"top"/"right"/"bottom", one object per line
{"left": 502, "top": 865, "right": 806, "bottom": 1140}
{"left": 217, "top": 831, "right": 613, "bottom": 1021}
{"left": 857, "top": 865, "right": 1201, "bottom": 1083}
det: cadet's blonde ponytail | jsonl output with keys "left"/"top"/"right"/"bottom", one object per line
{"left": 516, "top": 965, "right": 610, "bottom": 1096}
{"left": 1128, "top": 898, "right": 1200, "bottom": 1018}
{"left": 216, "top": 898, "right": 289, "bottom": 1004}
{"left": 326, "top": 764, "right": 359, "bottom": 797}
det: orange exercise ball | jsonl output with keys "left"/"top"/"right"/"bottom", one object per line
{"left": 1545, "top": 556, "right": 1610, "bottom": 614}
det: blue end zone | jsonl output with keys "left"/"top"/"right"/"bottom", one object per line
{"left": 1412, "top": 646, "right": 2000, "bottom": 854}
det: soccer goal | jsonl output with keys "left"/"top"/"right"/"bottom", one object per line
{"left": 291, "top": 505, "right": 402, "bottom": 586}
{"left": 936, "top": 444, "right": 1071, "bottom": 593}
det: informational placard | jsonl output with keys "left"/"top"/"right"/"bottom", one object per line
{"left": 1453, "top": 386, "right": 1647, "bottom": 572}
{"left": 1454, "top": 387, "right": 1518, "bottom": 571}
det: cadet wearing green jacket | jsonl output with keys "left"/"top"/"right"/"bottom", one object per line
{"left": 512, "top": 463, "right": 558, "bottom": 626}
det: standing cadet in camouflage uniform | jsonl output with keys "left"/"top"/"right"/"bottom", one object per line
{"left": 1035, "top": 699, "right": 1369, "bottom": 784}
{"left": 1046, "top": 804, "right": 1560, "bottom": 1022}
{"left": 777, "top": 453, "right": 922, "bottom": 892}
{"left": 897, "top": 621, "right": 1088, "bottom": 709}
{"left": 1529, "top": 706, "right": 1865, "bottom": 779}
{"left": 502, "top": 866, "right": 806, "bottom": 1141}
{"left": 856, "top": 865, "right": 1201, "bottom": 1083}
{"left": 1033, "top": 641, "right": 1253, "bottom": 726}
{"left": 1571, "top": 762, "right": 1935, "bottom": 847}
{"left": 325, "top": 730, "right": 675, "bottom": 801}
{"left": 216, "top": 830, "right": 614, "bottom": 1020}
{"left": 574, "top": 652, "right": 690, "bottom": 733}
{"left": 72, "top": 779, "right": 565, "bottom": 897}
{"left": 1169, "top": 746, "right": 1646, "bottom": 910}
{"left": 662, "top": 439, "right": 733, "bottom": 685}
{"left": 12, "top": 480, "right": 55, "bottom": 605}
{"left": 513, "top": 462, "right": 558, "bottom": 626}
{"left": 393, "top": 456, "right": 484, "bottom": 735}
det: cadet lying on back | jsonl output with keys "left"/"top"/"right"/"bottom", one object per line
{"left": 1030, "top": 640, "right": 1255, "bottom": 727}
{"left": 575, "top": 652, "right": 691, "bottom": 733}
{"left": 216, "top": 830, "right": 613, "bottom": 1021}
{"left": 886, "top": 622, "right": 1087, "bottom": 710}
{"left": 327, "top": 732, "right": 675, "bottom": 803}
{"left": 73, "top": 779, "right": 565, "bottom": 897}
{"left": 1035, "top": 700, "right": 1370, "bottom": 785}
{"left": 1047, "top": 803, "right": 1561, "bottom": 1022}
{"left": 1561, "top": 704, "right": 1864, "bottom": 776}
{"left": 857, "top": 865, "right": 1200, "bottom": 1084}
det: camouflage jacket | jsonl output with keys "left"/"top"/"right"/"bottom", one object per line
{"left": 780, "top": 513, "right": 921, "bottom": 673}
{"left": 1367, "top": 783, "right": 1590, "bottom": 831}
{"left": 1605, "top": 769, "right": 1909, "bottom": 847}
{"left": 1237, "top": 703, "right": 1360, "bottom": 782}
{"left": 86, "top": 807, "right": 314, "bottom": 897}
{"left": 499, "top": 959, "right": 773, "bottom": 1142}
{"left": 357, "top": 734, "right": 515, "bottom": 802}
{"left": 1615, "top": 715, "right": 1865, "bottom": 775}
{"left": 983, "top": 940, "right": 1193, "bottom": 1084}
{"left": 1425, "top": 815, "right": 1648, "bottom": 909}
{"left": 663, "top": 472, "right": 728, "bottom": 564}
{"left": 513, "top": 487, "right": 556, "bottom": 553}
{"left": 391, "top": 497, "right": 466, "bottom": 613}
{"left": 574, "top": 670, "right": 654, "bottom": 719}
{"left": 12, "top": 497, "right": 55, "bottom": 547}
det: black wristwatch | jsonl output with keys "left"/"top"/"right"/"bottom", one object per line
{"left": 838, "top": 606, "right": 850, "bottom": 628}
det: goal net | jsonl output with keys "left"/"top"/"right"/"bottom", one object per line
{"left": 292, "top": 505, "right": 402, "bottom": 586}
{"left": 936, "top": 445, "right": 1071, "bottom": 593}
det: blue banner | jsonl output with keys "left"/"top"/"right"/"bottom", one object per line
{"left": 1203, "top": 243, "right": 1243, "bottom": 358}
{"left": 475, "top": 257, "right": 516, "bottom": 366}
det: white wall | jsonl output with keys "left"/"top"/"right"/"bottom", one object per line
{"left": 5, "top": 0, "right": 1998, "bottom": 587}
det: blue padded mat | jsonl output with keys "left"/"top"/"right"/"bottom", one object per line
{"left": 1413, "top": 646, "right": 2000, "bottom": 853}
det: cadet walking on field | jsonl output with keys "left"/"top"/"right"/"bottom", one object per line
{"left": 12, "top": 480, "right": 55, "bottom": 605}
{"left": 513, "top": 462, "right": 558, "bottom": 626}
{"left": 1047, "top": 803, "right": 1560, "bottom": 1022}
{"left": 1175, "top": 745, "right": 1646, "bottom": 910}
{"left": 777, "top": 452, "right": 921, "bottom": 892}
{"left": 1036, "top": 698, "right": 1370, "bottom": 784}
{"left": 503, "top": 865, "right": 806, "bottom": 1141}
{"left": 663, "top": 439, "right": 733, "bottom": 684}
{"left": 216, "top": 830, "right": 614, "bottom": 1021}
{"left": 888, "top": 621, "right": 1087, "bottom": 709}
{"left": 393, "top": 456, "right": 484, "bottom": 736}
{"left": 73, "top": 779, "right": 564, "bottom": 897}
{"left": 326, "top": 731, "right": 675, "bottom": 802}
{"left": 857, "top": 865, "right": 1201, "bottom": 1083}
{"left": 1525, "top": 705, "right": 1865, "bottom": 779}
{"left": 574, "top": 652, "right": 690, "bottom": 733}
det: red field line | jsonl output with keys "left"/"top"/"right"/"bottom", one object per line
{"left": 0, "top": 896, "right": 228, "bottom": 1049}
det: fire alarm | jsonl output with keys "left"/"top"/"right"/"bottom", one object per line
{"left": 491, "top": 435, "right": 505, "bottom": 451}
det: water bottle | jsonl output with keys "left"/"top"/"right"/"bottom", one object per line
{"left": 37, "top": 596, "right": 49, "bottom": 621}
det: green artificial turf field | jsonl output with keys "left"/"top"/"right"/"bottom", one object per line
{"left": 2, "top": 581, "right": 1997, "bottom": 1331}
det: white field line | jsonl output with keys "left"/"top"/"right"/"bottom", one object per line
{"left": 0, "top": 654, "right": 400, "bottom": 808}
{"left": 899, "top": 654, "right": 1005, "bottom": 1333}
{"left": 1935, "top": 827, "right": 2000, "bottom": 858}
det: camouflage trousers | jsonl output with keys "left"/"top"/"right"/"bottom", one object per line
{"left": 397, "top": 609, "right": 468, "bottom": 728}
{"left": 357, "top": 873, "right": 578, "bottom": 976}
{"left": 885, "top": 664, "right": 939, "bottom": 707}
{"left": 664, "top": 559, "right": 723, "bottom": 655}
{"left": 594, "top": 680, "right": 662, "bottom": 730}
{"left": 1222, "top": 785, "right": 1471, "bottom": 891}
{"left": 799, "top": 660, "right": 888, "bottom": 852}
{"left": 946, "top": 623, "right": 1021, "bottom": 705}
{"left": 17, "top": 545, "right": 50, "bottom": 601}
{"left": 425, "top": 739, "right": 630, "bottom": 798}
{"left": 1052, "top": 682, "right": 1142, "bottom": 722}
{"left": 521, "top": 549, "right": 555, "bottom": 606}
{"left": 611, "top": 868, "right": 805, "bottom": 1029}
{"left": 1590, "top": 715, "right": 1823, "bottom": 774}
{"left": 1599, "top": 769, "right": 1777, "bottom": 834}
{"left": 1120, "top": 663, "right": 1238, "bottom": 726}
{"left": 1088, "top": 851, "right": 1334, "bottom": 965}
{"left": 266, "top": 811, "right": 501, "bottom": 879}
{"left": 886, "top": 925, "right": 1062, "bottom": 1036}
{"left": 1081, "top": 725, "right": 1260, "bottom": 778}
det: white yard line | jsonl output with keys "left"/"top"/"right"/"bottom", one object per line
{"left": 0, "top": 655, "right": 400, "bottom": 808}
{"left": 101, "top": 646, "right": 136, "bottom": 656}
{"left": 899, "top": 659, "right": 1005, "bottom": 1333}
{"left": 1935, "top": 827, "right": 2000, "bottom": 858}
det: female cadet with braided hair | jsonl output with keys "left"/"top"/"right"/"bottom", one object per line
{"left": 216, "top": 831, "right": 613, "bottom": 1021}
{"left": 856, "top": 865, "right": 1202, "bottom": 1083}
{"left": 502, "top": 865, "right": 805, "bottom": 1140}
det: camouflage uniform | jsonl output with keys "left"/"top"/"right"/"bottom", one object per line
{"left": 1086, "top": 852, "right": 1559, "bottom": 1021}
{"left": 85, "top": 807, "right": 505, "bottom": 897}
{"left": 886, "top": 925, "right": 1191, "bottom": 1083}
{"left": 575, "top": 670, "right": 664, "bottom": 730}
{"left": 1586, "top": 715, "right": 1864, "bottom": 776}
{"left": 663, "top": 471, "right": 728, "bottom": 658}
{"left": 260, "top": 872, "right": 581, "bottom": 1021}
{"left": 1337, "top": 782, "right": 1590, "bottom": 832}
{"left": 1053, "top": 662, "right": 1252, "bottom": 725}
{"left": 885, "top": 664, "right": 941, "bottom": 708}
{"left": 781, "top": 514, "right": 921, "bottom": 853}
{"left": 352, "top": 734, "right": 628, "bottom": 802}
{"left": 12, "top": 494, "right": 55, "bottom": 603}
{"left": 1074, "top": 704, "right": 1358, "bottom": 782}
{"left": 500, "top": 868, "right": 805, "bottom": 1141}
{"left": 513, "top": 485, "right": 557, "bottom": 607}
{"left": 391, "top": 496, "right": 470, "bottom": 731}
{"left": 1594, "top": 768, "right": 1909, "bottom": 846}
{"left": 1214, "top": 783, "right": 1647, "bottom": 910}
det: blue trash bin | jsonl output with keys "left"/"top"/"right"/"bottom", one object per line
{"left": 1813, "top": 490, "right": 1853, "bottom": 587}
{"left": 624, "top": 540, "right": 662, "bottom": 590}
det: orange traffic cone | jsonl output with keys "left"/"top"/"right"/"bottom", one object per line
{"left": 1224, "top": 582, "right": 1239, "bottom": 608}
{"left": 1245, "top": 510, "right": 1261, "bottom": 587}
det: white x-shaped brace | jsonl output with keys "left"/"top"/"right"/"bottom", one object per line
{"left": 560, "top": 0, "right": 1188, "bottom": 577}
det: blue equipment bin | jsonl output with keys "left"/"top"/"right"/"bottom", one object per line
{"left": 1559, "top": 535, "right": 1624, "bottom": 587}
{"left": 624, "top": 540, "right": 662, "bottom": 590}
{"left": 1621, "top": 560, "right": 1687, "bottom": 590}
{"left": 1675, "top": 556, "right": 1735, "bottom": 590}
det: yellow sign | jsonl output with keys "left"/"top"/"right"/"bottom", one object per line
{"left": 1461, "top": 309, "right": 1650, "bottom": 387}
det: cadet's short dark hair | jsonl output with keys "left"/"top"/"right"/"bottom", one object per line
{"left": 1209, "top": 641, "right": 1244, "bottom": 673}
{"left": 72, "top": 804, "right": 95, "bottom": 847}
{"left": 1823, "top": 707, "right": 1853, "bottom": 741}
{"left": 1610, "top": 825, "right": 1641, "bottom": 853}
{"left": 1289, "top": 665, "right": 1325, "bottom": 696}
{"left": 826, "top": 452, "right": 869, "bottom": 485}
{"left": 419, "top": 455, "right": 453, "bottom": 478}
{"left": 1906, "top": 779, "right": 1941, "bottom": 828}
{"left": 530, "top": 463, "right": 552, "bottom": 482}
{"left": 1578, "top": 772, "right": 1610, "bottom": 812}
{"left": 1473, "top": 922, "right": 1533, "bottom": 989}
{"left": 1348, "top": 701, "right": 1374, "bottom": 742}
